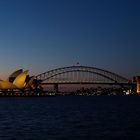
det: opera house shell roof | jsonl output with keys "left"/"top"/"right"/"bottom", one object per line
{"left": 0, "top": 69, "right": 34, "bottom": 89}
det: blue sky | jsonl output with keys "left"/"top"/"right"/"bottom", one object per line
{"left": 0, "top": 0, "right": 140, "bottom": 79}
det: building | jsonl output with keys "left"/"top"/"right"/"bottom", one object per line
{"left": 133, "top": 76, "right": 140, "bottom": 94}
{"left": 0, "top": 69, "right": 38, "bottom": 90}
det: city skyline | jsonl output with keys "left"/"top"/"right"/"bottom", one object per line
{"left": 0, "top": 0, "right": 140, "bottom": 79}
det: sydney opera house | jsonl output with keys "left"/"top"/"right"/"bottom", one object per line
{"left": 0, "top": 69, "right": 40, "bottom": 92}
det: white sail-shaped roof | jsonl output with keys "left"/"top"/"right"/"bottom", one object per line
{"left": 9, "top": 69, "right": 23, "bottom": 78}
{"left": 0, "top": 81, "right": 16, "bottom": 89}
{"left": 0, "top": 70, "right": 36, "bottom": 90}
{"left": 13, "top": 70, "right": 28, "bottom": 88}
{"left": 25, "top": 76, "right": 35, "bottom": 89}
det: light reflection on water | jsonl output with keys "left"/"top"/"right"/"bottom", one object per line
{"left": 0, "top": 96, "right": 140, "bottom": 140}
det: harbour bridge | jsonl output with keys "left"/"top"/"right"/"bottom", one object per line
{"left": 36, "top": 66, "right": 132, "bottom": 92}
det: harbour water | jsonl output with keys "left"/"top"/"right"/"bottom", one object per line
{"left": 0, "top": 96, "right": 140, "bottom": 140}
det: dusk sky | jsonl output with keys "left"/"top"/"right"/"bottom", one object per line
{"left": 0, "top": 0, "right": 140, "bottom": 79}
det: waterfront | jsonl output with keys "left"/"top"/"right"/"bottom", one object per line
{"left": 0, "top": 96, "right": 140, "bottom": 139}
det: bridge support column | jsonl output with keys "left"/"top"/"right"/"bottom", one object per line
{"left": 54, "top": 84, "right": 59, "bottom": 93}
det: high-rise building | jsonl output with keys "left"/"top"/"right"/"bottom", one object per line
{"left": 133, "top": 76, "right": 140, "bottom": 94}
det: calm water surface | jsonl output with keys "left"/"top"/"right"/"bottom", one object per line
{"left": 0, "top": 96, "right": 140, "bottom": 140}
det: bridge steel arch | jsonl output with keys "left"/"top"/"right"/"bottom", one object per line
{"left": 35, "top": 66, "right": 129, "bottom": 84}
